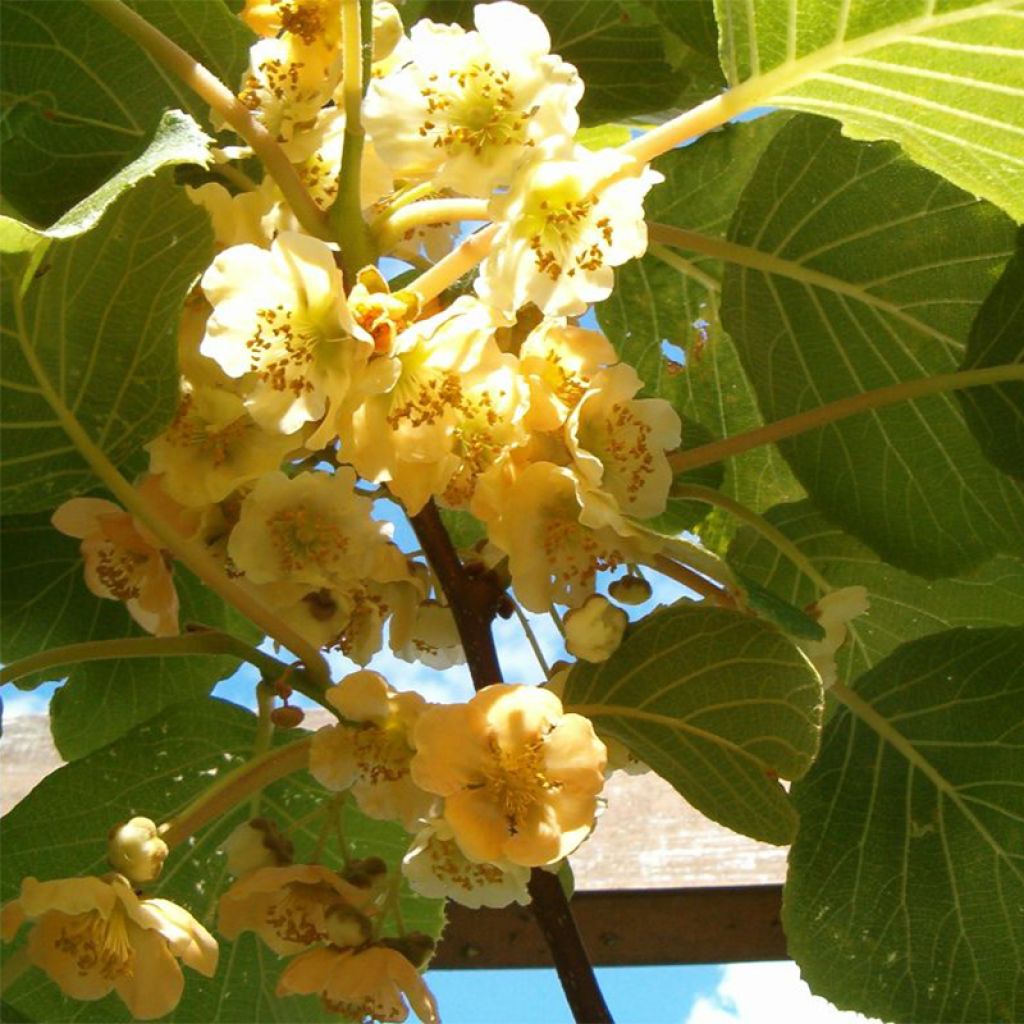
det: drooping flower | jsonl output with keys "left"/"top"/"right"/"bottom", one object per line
{"left": 563, "top": 594, "right": 628, "bottom": 663}
{"left": 364, "top": 1, "right": 582, "bottom": 197}
{"left": 1, "top": 874, "right": 217, "bottom": 1021}
{"left": 52, "top": 491, "right": 182, "bottom": 637}
{"left": 309, "top": 670, "right": 436, "bottom": 830}
{"left": 200, "top": 232, "right": 371, "bottom": 434}
{"left": 798, "top": 586, "right": 871, "bottom": 688}
{"left": 402, "top": 818, "right": 531, "bottom": 909}
{"left": 228, "top": 468, "right": 391, "bottom": 588}
{"left": 218, "top": 863, "right": 376, "bottom": 956}
{"left": 220, "top": 817, "right": 295, "bottom": 878}
{"left": 477, "top": 461, "right": 654, "bottom": 612}
{"left": 277, "top": 944, "right": 439, "bottom": 1023}
{"left": 566, "top": 362, "right": 681, "bottom": 520}
{"left": 392, "top": 599, "right": 465, "bottom": 670}
{"left": 411, "top": 684, "right": 607, "bottom": 866}
{"left": 477, "top": 143, "right": 662, "bottom": 316}
{"left": 147, "top": 387, "right": 303, "bottom": 506}
{"left": 515, "top": 318, "right": 616, "bottom": 432}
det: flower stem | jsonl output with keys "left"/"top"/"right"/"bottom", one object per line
{"left": 649, "top": 555, "right": 733, "bottom": 605}
{"left": 669, "top": 484, "right": 832, "bottom": 594}
{"left": 408, "top": 224, "right": 499, "bottom": 305}
{"left": 83, "top": 0, "right": 330, "bottom": 242}
{"left": 330, "top": 0, "right": 377, "bottom": 283}
{"left": 161, "top": 737, "right": 312, "bottom": 848}
{"left": 668, "top": 364, "right": 1024, "bottom": 476}
{"left": 11, "top": 291, "right": 332, "bottom": 690}
{"left": 511, "top": 601, "right": 551, "bottom": 677}
{"left": 375, "top": 199, "right": 490, "bottom": 252}
{"left": 249, "top": 684, "right": 277, "bottom": 815}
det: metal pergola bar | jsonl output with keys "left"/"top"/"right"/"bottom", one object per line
{"left": 432, "top": 885, "right": 786, "bottom": 969}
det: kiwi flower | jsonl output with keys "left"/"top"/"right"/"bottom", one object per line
{"left": 410, "top": 684, "right": 606, "bottom": 867}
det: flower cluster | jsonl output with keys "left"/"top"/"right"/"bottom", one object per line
{"left": 20, "top": 2, "right": 872, "bottom": 1021}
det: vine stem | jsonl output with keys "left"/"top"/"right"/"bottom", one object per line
{"left": 160, "top": 738, "right": 313, "bottom": 848}
{"left": 668, "top": 364, "right": 1024, "bottom": 476}
{"left": 84, "top": 0, "right": 330, "bottom": 242}
{"left": 330, "top": 0, "right": 377, "bottom": 282}
{"left": 669, "top": 484, "right": 832, "bottom": 594}
{"left": 409, "top": 500, "right": 612, "bottom": 1024}
{"left": 10, "top": 291, "right": 332, "bottom": 690}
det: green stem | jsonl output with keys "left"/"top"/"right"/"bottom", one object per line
{"left": 330, "top": 0, "right": 377, "bottom": 282}
{"left": 375, "top": 199, "right": 490, "bottom": 252}
{"left": 161, "top": 737, "right": 312, "bottom": 848}
{"left": 249, "top": 684, "right": 277, "bottom": 815}
{"left": 407, "top": 224, "right": 499, "bottom": 305}
{"left": 668, "top": 364, "right": 1024, "bottom": 476}
{"left": 11, "top": 291, "right": 331, "bottom": 690}
{"left": 648, "top": 243, "right": 720, "bottom": 293}
{"left": 648, "top": 555, "right": 733, "bottom": 606}
{"left": 511, "top": 601, "right": 551, "bottom": 677}
{"left": 84, "top": 0, "right": 330, "bottom": 242}
{"left": 669, "top": 484, "right": 831, "bottom": 594}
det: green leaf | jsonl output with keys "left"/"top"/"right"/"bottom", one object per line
{"left": 727, "top": 500, "right": 1024, "bottom": 686}
{"left": 1, "top": 0, "right": 251, "bottom": 224}
{"left": 0, "top": 110, "right": 213, "bottom": 255}
{"left": 786, "top": 626, "right": 1024, "bottom": 1023}
{"left": 722, "top": 114, "right": 1024, "bottom": 576}
{"left": 714, "top": 0, "right": 1024, "bottom": 220}
{"left": 0, "top": 171, "right": 212, "bottom": 514}
{"left": 598, "top": 115, "right": 804, "bottom": 516}
{"left": 564, "top": 604, "right": 822, "bottom": 845}
{"left": 958, "top": 240, "right": 1024, "bottom": 479}
{"left": 0, "top": 699, "right": 445, "bottom": 1023}
{"left": 0, "top": 512, "right": 259, "bottom": 758}
{"left": 735, "top": 572, "right": 825, "bottom": 641}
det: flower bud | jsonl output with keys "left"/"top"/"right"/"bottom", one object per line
{"left": 608, "top": 574, "right": 652, "bottom": 606}
{"left": 371, "top": 1, "right": 404, "bottom": 62}
{"left": 107, "top": 817, "right": 168, "bottom": 884}
{"left": 271, "top": 704, "right": 306, "bottom": 729}
{"left": 220, "top": 817, "right": 294, "bottom": 877}
{"left": 324, "top": 903, "right": 373, "bottom": 949}
{"left": 564, "top": 595, "right": 628, "bottom": 663}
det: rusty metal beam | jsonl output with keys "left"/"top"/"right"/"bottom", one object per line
{"left": 432, "top": 885, "right": 786, "bottom": 969}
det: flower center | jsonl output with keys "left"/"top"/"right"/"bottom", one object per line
{"left": 353, "top": 723, "right": 413, "bottom": 784}
{"left": 420, "top": 63, "right": 534, "bottom": 158}
{"left": 523, "top": 188, "right": 612, "bottom": 281}
{"left": 95, "top": 542, "right": 147, "bottom": 601}
{"left": 483, "top": 734, "right": 557, "bottom": 832}
{"left": 584, "top": 401, "right": 655, "bottom": 500}
{"left": 248, "top": 306, "right": 327, "bottom": 395}
{"left": 53, "top": 904, "right": 135, "bottom": 981}
{"left": 265, "top": 881, "right": 342, "bottom": 946}
{"left": 387, "top": 364, "right": 465, "bottom": 429}
{"left": 267, "top": 506, "right": 347, "bottom": 573}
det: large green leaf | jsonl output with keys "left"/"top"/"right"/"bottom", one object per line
{"left": 958, "top": 241, "right": 1024, "bottom": 478}
{"left": 727, "top": 500, "right": 1024, "bottom": 686}
{"left": 1, "top": 0, "right": 251, "bottom": 224}
{"left": 0, "top": 512, "right": 259, "bottom": 759}
{"left": 0, "top": 110, "right": 213, "bottom": 254}
{"left": 721, "top": 114, "right": 1024, "bottom": 576}
{"left": 0, "top": 171, "right": 212, "bottom": 514}
{"left": 786, "top": 627, "right": 1024, "bottom": 1023}
{"left": 563, "top": 604, "right": 822, "bottom": 845}
{"left": 0, "top": 699, "right": 445, "bottom": 1023}
{"left": 714, "top": 0, "right": 1024, "bottom": 220}
{"left": 598, "top": 116, "right": 804, "bottom": 517}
